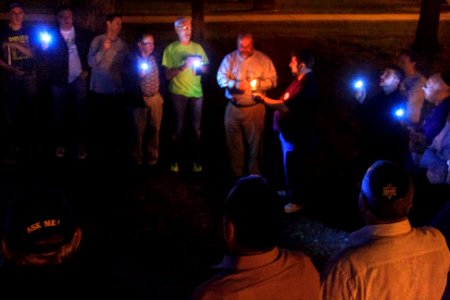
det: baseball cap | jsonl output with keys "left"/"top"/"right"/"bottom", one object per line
{"left": 2, "top": 188, "right": 77, "bottom": 254}
{"left": 8, "top": 2, "right": 24, "bottom": 11}
{"left": 174, "top": 16, "right": 192, "bottom": 29}
{"left": 361, "top": 160, "right": 413, "bottom": 208}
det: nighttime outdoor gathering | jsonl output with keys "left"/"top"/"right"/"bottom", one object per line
{"left": 0, "top": 0, "right": 449, "bottom": 298}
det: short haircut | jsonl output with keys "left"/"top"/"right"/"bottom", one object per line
{"left": 292, "top": 49, "right": 315, "bottom": 69}
{"left": 399, "top": 48, "right": 418, "bottom": 63}
{"left": 54, "top": 4, "right": 73, "bottom": 16}
{"left": 106, "top": 13, "right": 122, "bottom": 23}
{"left": 237, "top": 32, "right": 253, "bottom": 43}
{"left": 136, "top": 30, "right": 153, "bottom": 43}
{"left": 386, "top": 64, "right": 405, "bottom": 82}
{"left": 174, "top": 16, "right": 191, "bottom": 29}
{"left": 360, "top": 160, "right": 413, "bottom": 221}
{"left": 8, "top": 2, "right": 23, "bottom": 12}
{"left": 224, "top": 175, "right": 283, "bottom": 251}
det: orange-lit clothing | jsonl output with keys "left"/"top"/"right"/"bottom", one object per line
{"left": 321, "top": 219, "right": 450, "bottom": 300}
{"left": 217, "top": 49, "right": 277, "bottom": 177}
{"left": 399, "top": 72, "right": 426, "bottom": 126}
{"left": 193, "top": 247, "right": 320, "bottom": 300}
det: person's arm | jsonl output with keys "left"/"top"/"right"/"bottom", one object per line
{"left": 6, "top": 41, "right": 33, "bottom": 57}
{"left": 163, "top": 64, "right": 187, "bottom": 81}
{"left": 259, "top": 55, "right": 277, "bottom": 91}
{"left": 253, "top": 92, "right": 288, "bottom": 111}
{"left": 0, "top": 52, "right": 24, "bottom": 75}
{"left": 216, "top": 54, "right": 235, "bottom": 89}
{"left": 87, "top": 36, "right": 109, "bottom": 67}
{"left": 355, "top": 86, "right": 367, "bottom": 103}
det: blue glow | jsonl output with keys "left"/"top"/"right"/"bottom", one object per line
{"left": 39, "top": 32, "right": 52, "bottom": 43}
{"left": 192, "top": 57, "right": 202, "bottom": 68}
{"left": 354, "top": 80, "right": 364, "bottom": 89}
{"left": 394, "top": 108, "right": 405, "bottom": 117}
{"left": 140, "top": 62, "right": 149, "bottom": 71}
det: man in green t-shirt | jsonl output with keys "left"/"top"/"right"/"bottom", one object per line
{"left": 162, "top": 16, "right": 209, "bottom": 173}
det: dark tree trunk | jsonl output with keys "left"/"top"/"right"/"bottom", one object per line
{"left": 73, "top": 0, "right": 116, "bottom": 33}
{"left": 413, "top": 0, "right": 441, "bottom": 55}
{"left": 192, "top": 0, "right": 205, "bottom": 42}
{"left": 253, "top": 0, "right": 275, "bottom": 11}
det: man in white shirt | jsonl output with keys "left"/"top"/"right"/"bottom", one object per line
{"left": 217, "top": 33, "right": 277, "bottom": 178}
{"left": 321, "top": 160, "right": 450, "bottom": 300}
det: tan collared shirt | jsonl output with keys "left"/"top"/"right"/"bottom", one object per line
{"left": 321, "top": 220, "right": 450, "bottom": 300}
{"left": 193, "top": 247, "right": 320, "bottom": 300}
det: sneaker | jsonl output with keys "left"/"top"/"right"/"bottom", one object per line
{"left": 170, "top": 162, "right": 179, "bottom": 173}
{"left": 284, "top": 202, "right": 303, "bottom": 214}
{"left": 56, "top": 146, "right": 65, "bottom": 159}
{"left": 77, "top": 145, "right": 87, "bottom": 160}
{"left": 192, "top": 161, "right": 203, "bottom": 173}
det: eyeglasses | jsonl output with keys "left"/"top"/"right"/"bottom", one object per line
{"left": 180, "top": 26, "right": 192, "bottom": 31}
{"left": 140, "top": 41, "right": 154, "bottom": 46}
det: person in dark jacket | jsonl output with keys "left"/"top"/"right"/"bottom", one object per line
{"left": 355, "top": 65, "right": 410, "bottom": 172}
{"left": 42, "top": 5, "right": 93, "bottom": 160}
{"left": 253, "top": 49, "right": 319, "bottom": 213}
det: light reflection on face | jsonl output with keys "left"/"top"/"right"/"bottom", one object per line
{"left": 379, "top": 69, "right": 397, "bottom": 87}
{"left": 237, "top": 36, "right": 253, "bottom": 59}
{"left": 138, "top": 35, "right": 154, "bottom": 56}
{"left": 423, "top": 79, "right": 437, "bottom": 102}
{"left": 176, "top": 23, "right": 192, "bottom": 43}
{"left": 289, "top": 56, "right": 299, "bottom": 75}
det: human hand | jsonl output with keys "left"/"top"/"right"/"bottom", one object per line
{"left": 355, "top": 86, "right": 366, "bottom": 103}
{"left": 103, "top": 38, "right": 111, "bottom": 50}
{"left": 236, "top": 80, "right": 250, "bottom": 92}
{"left": 252, "top": 92, "right": 265, "bottom": 103}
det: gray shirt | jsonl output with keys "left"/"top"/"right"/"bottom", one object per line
{"left": 88, "top": 34, "right": 129, "bottom": 94}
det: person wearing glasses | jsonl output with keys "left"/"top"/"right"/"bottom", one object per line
{"left": 162, "top": 16, "right": 209, "bottom": 173}
{"left": 123, "top": 31, "right": 163, "bottom": 169}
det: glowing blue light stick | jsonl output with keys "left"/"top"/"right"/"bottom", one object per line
{"left": 394, "top": 108, "right": 405, "bottom": 118}
{"left": 354, "top": 80, "right": 364, "bottom": 89}
{"left": 140, "top": 62, "right": 149, "bottom": 71}
{"left": 192, "top": 57, "right": 203, "bottom": 68}
{"left": 39, "top": 31, "right": 52, "bottom": 44}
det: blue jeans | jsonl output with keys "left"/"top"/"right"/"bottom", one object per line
{"left": 51, "top": 75, "right": 88, "bottom": 147}
{"left": 169, "top": 93, "right": 203, "bottom": 163}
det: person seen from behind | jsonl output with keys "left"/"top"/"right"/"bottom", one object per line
{"left": 192, "top": 174, "right": 320, "bottom": 300}
{"left": 321, "top": 160, "right": 450, "bottom": 299}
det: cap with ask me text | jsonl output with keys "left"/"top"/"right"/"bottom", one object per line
{"left": 2, "top": 188, "right": 78, "bottom": 254}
